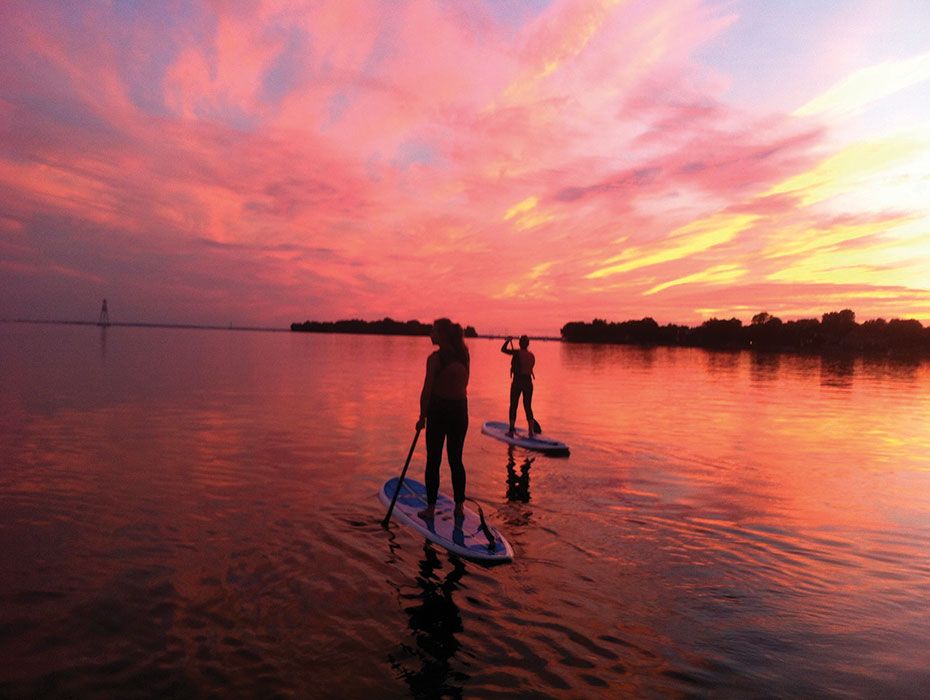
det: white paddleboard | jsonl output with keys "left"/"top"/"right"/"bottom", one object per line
{"left": 481, "top": 420, "right": 570, "bottom": 456}
{"left": 380, "top": 477, "right": 513, "bottom": 564}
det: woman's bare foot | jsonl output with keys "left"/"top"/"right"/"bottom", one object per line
{"left": 417, "top": 506, "right": 435, "bottom": 520}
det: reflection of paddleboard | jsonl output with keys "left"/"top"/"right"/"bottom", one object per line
{"left": 380, "top": 477, "right": 514, "bottom": 564}
{"left": 481, "top": 420, "right": 570, "bottom": 456}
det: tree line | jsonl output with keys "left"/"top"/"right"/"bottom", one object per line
{"left": 291, "top": 317, "right": 478, "bottom": 338}
{"left": 561, "top": 310, "right": 930, "bottom": 354}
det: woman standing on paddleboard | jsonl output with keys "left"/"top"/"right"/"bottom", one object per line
{"left": 416, "top": 318, "right": 469, "bottom": 520}
{"left": 501, "top": 335, "right": 536, "bottom": 437}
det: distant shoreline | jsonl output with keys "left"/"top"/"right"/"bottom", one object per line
{"left": 2, "top": 319, "right": 288, "bottom": 333}
{"left": 290, "top": 318, "right": 479, "bottom": 337}
{"left": 8, "top": 311, "right": 929, "bottom": 356}
{"left": 289, "top": 317, "right": 567, "bottom": 342}
{"left": 561, "top": 311, "right": 930, "bottom": 356}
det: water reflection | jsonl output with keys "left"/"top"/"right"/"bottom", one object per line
{"left": 391, "top": 544, "right": 468, "bottom": 698}
{"left": 631, "top": 346, "right": 657, "bottom": 371}
{"left": 559, "top": 342, "right": 658, "bottom": 375}
{"left": 99, "top": 326, "right": 108, "bottom": 364}
{"left": 860, "top": 354, "right": 922, "bottom": 382}
{"left": 703, "top": 349, "right": 741, "bottom": 375}
{"left": 506, "top": 448, "right": 532, "bottom": 504}
{"left": 4, "top": 326, "right": 930, "bottom": 697}
{"left": 820, "top": 355, "right": 855, "bottom": 388}
{"left": 749, "top": 352, "right": 780, "bottom": 384}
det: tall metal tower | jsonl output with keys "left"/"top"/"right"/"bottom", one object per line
{"left": 98, "top": 298, "right": 110, "bottom": 326}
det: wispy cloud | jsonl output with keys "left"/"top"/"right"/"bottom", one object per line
{"left": 794, "top": 50, "right": 930, "bottom": 119}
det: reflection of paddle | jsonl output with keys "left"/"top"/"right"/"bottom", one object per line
{"left": 381, "top": 428, "right": 422, "bottom": 528}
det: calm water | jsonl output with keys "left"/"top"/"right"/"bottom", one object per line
{"left": 2, "top": 324, "right": 930, "bottom": 698}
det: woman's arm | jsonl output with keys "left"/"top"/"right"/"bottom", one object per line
{"left": 500, "top": 337, "right": 517, "bottom": 355}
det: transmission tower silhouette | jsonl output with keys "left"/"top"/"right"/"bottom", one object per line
{"left": 98, "top": 298, "right": 110, "bottom": 326}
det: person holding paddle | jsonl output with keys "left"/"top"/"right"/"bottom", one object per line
{"left": 501, "top": 335, "right": 536, "bottom": 438}
{"left": 415, "top": 318, "right": 470, "bottom": 520}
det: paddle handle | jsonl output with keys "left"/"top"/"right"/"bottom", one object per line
{"left": 381, "top": 427, "right": 422, "bottom": 527}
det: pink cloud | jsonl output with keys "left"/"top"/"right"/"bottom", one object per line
{"left": 1, "top": 0, "right": 927, "bottom": 329}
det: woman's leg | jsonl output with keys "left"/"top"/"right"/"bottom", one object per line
{"left": 423, "top": 409, "right": 447, "bottom": 507}
{"left": 508, "top": 381, "right": 520, "bottom": 432}
{"left": 522, "top": 381, "right": 535, "bottom": 434}
{"left": 445, "top": 401, "right": 468, "bottom": 506}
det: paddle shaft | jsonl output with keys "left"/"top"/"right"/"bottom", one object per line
{"left": 381, "top": 427, "right": 421, "bottom": 527}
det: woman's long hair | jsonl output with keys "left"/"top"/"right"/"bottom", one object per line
{"left": 432, "top": 317, "right": 469, "bottom": 367}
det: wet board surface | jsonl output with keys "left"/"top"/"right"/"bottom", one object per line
{"left": 481, "top": 420, "right": 570, "bottom": 456}
{"left": 380, "top": 477, "right": 513, "bottom": 564}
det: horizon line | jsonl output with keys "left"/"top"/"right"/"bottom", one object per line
{"left": 3, "top": 318, "right": 567, "bottom": 340}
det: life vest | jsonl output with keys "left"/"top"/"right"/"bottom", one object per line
{"left": 510, "top": 349, "right": 534, "bottom": 378}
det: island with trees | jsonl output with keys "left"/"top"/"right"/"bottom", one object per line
{"left": 291, "top": 317, "right": 478, "bottom": 338}
{"left": 561, "top": 310, "right": 930, "bottom": 355}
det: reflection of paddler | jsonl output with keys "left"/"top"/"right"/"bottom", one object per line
{"left": 506, "top": 449, "right": 532, "bottom": 503}
{"left": 392, "top": 543, "right": 468, "bottom": 697}
{"left": 500, "top": 335, "right": 536, "bottom": 437}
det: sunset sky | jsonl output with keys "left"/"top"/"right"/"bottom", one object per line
{"left": 2, "top": 0, "right": 929, "bottom": 334}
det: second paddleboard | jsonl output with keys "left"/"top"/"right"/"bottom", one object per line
{"left": 481, "top": 420, "right": 570, "bottom": 456}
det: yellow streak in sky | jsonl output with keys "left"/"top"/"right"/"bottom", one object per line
{"left": 758, "top": 130, "right": 930, "bottom": 296}
{"left": 761, "top": 218, "right": 910, "bottom": 261}
{"left": 493, "top": 261, "right": 556, "bottom": 300}
{"left": 794, "top": 50, "right": 930, "bottom": 118}
{"left": 769, "top": 255, "right": 910, "bottom": 288}
{"left": 495, "top": 282, "right": 521, "bottom": 299}
{"left": 515, "top": 211, "right": 555, "bottom": 231}
{"left": 695, "top": 305, "right": 753, "bottom": 318}
{"left": 586, "top": 212, "right": 758, "bottom": 279}
{"left": 503, "top": 196, "right": 554, "bottom": 230}
{"left": 763, "top": 137, "right": 919, "bottom": 206}
{"left": 529, "top": 261, "right": 554, "bottom": 279}
{"left": 504, "top": 196, "right": 538, "bottom": 220}
{"left": 766, "top": 216, "right": 930, "bottom": 293}
{"left": 644, "top": 264, "right": 747, "bottom": 296}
